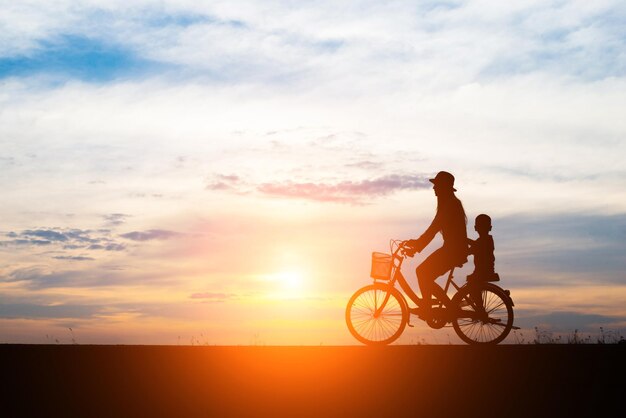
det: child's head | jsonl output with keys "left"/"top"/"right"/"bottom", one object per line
{"left": 474, "top": 214, "right": 492, "bottom": 235}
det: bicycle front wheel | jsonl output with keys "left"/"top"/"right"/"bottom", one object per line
{"left": 346, "top": 284, "right": 408, "bottom": 345}
{"left": 452, "top": 283, "right": 514, "bottom": 345}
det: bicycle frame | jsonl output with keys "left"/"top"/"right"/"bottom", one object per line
{"left": 349, "top": 240, "right": 518, "bottom": 345}
{"left": 372, "top": 241, "right": 463, "bottom": 316}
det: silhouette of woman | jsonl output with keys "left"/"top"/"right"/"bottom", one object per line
{"left": 407, "top": 171, "right": 468, "bottom": 317}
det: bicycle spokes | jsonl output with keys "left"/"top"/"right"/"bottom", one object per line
{"left": 346, "top": 285, "right": 407, "bottom": 345}
{"left": 452, "top": 285, "right": 514, "bottom": 345}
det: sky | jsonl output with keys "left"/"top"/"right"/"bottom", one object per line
{"left": 1, "top": 0, "right": 625, "bottom": 345}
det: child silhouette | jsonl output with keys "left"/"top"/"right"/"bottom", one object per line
{"left": 467, "top": 214, "right": 499, "bottom": 282}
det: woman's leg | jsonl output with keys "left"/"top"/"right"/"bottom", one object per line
{"left": 415, "top": 248, "right": 454, "bottom": 312}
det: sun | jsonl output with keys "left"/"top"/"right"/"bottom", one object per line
{"left": 275, "top": 271, "right": 304, "bottom": 291}
{"left": 262, "top": 270, "right": 306, "bottom": 298}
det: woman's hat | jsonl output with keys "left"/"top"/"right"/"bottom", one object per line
{"left": 429, "top": 171, "right": 457, "bottom": 192}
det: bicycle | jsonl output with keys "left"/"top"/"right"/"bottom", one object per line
{"left": 345, "top": 239, "right": 517, "bottom": 345}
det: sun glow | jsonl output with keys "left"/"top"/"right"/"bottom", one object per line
{"left": 278, "top": 271, "right": 304, "bottom": 290}
{"left": 262, "top": 270, "right": 307, "bottom": 298}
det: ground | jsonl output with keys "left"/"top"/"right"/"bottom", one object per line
{"left": 2, "top": 344, "right": 624, "bottom": 418}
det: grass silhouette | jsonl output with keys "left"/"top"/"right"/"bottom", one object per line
{"left": 511, "top": 326, "right": 625, "bottom": 345}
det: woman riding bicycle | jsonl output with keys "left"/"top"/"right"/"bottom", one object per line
{"left": 346, "top": 171, "right": 515, "bottom": 345}
{"left": 406, "top": 171, "right": 468, "bottom": 318}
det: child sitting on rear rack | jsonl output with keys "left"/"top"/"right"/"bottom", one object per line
{"left": 467, "top": 214, "right": 499, "bottom": 283}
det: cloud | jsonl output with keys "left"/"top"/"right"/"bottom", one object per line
{"left": 4, "top": 267, "right": 86, "bottom": 289}
{"left": 0, "top": 303, "right": 101, "bottom": 320}
{"left": 103, "top": 213, "right": 130, "bottom": 227}
{"left": 206, "top": 174, "right": 242, "bottom": 191}
{"left": 119, "top": 229, "right": 181, "bottom": 241}
{"left": 345, "top": 160, "right": 384, "bottom": 171}
{"left": 1, "top": 0, "right": 623, "bottom": 89}
{"left": 22, "top": 229, "right": 68, "bottom": 242}
{"left": 1, "top": 238, "right": 52, "bottom": 246}
{"left": 189, "top": 292, "right": 235, "bottom": 301}
{"left": 515, "top": 310, "right": 624, "bottom": 331}
{"left": 63, "top": 229, "right": 102, "bottom": 243}
{"left": 3, "top": 265, "right": 174, "bottom": 289}
{"left": 206, "top": 172, "right": 433, "bottom": 204}
{"left": 4, "top": 266, "right": 47, "bottom": 283}
{"left": 87, "top": 243, "right": 126, "bottom": 251}
{"left": 482, "top": 213, "right": 626, "bottom": 287}
{"left": 53, "top": 255, "right": 95, "bottom": 261}
{"left": 18, "top": 228, "right": 103, "bottom": 244}
{"left": 0, "top": 228, "right": 127, "bottom": 253}
{"left": 257, "top": 174, "right": 431, "bottom": 204}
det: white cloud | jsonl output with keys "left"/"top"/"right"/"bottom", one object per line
{"left": 2, "top": 1, "right": 624, "bottom": 86}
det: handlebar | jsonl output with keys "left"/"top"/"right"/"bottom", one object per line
{"left": 390, "top": 239, "right": 419, "bottom": 259}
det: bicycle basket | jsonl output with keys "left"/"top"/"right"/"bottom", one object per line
{"left": 370, "top": 252, "right": 393, "bottom": 280}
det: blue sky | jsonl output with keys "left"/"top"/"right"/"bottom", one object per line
{"left": 1, "top": 0, "right": 625, "bottom": 344}
{"left": 0, "top": 35, "right": 161, "bottom": 81}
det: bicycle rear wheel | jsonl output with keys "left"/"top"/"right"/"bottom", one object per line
{"left": 346, "top": 284, "right": 408, "bottom": 345}
{"left": 452, "top": 283, "right": 514, "bottom": 345}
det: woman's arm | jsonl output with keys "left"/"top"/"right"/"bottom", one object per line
{"left": 411, "top": 212, "right": 441, "bottom": 253}
{"left": 467, "top": 238, "right": 476, "bottom": 254}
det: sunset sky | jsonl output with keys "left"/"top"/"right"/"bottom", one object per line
{"left": 1, "top": 0, "right": 625, "bottom": 344}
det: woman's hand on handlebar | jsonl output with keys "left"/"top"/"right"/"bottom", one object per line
{"left": 401, "top": 239, "right": 419, "bottom": 257}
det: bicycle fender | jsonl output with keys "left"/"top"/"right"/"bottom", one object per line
{"left": 461, "top": 282, "right": 515, "bottom": 307}
{"left": 487, "top": 283, "right": 515, "bottom": 307}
